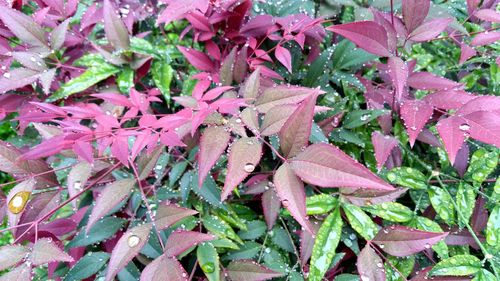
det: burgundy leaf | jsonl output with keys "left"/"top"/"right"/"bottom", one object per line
{"left": 262, "top": 189, "right": 281, "bottom": 230}
{"left": 279, "top": 93, "right": 318, "bottom": 158}
{"left": 17, "top": 191, "right": 61, "bottom": 239}
{"left": 241, "top": 68, "right": 261, "bottom": 100}
{"left": 50, "top": 18, "right": 70, "bottom": 50}
{"left": 197, "top": 125, "right": 229, "bottom": 186}
{"left": 470, "top": 31, "right": 500, "bottom": 46}
{"left": 67, "top": 162, "right": 92, "bottom": 208}
{"left": 222, "top": 137, "right": 263, "bottom": 201}
{"left": 274, "top": 163, "right": 313, "bottom": 233}
{"left": 474, "top": 9, "right": 500, "bottom": 23}
{"left": 260, "top": 104, "right": 298, "bottom": 136}
{"left": 408, "top": 71, "right": 462, "bottom": 90}
{"left": 290, "top": 143, "right": 394, "bottom": 190}
{"left": 103, "top": 0, "right": 130, "bottom": 50}
{"left": 219, "top": 47, "right": 236, "bottom": 86}
{"left": 137, "top": 145, "right": 164, "bottom": 180}
{"left": 453, "top": 143, "right": 469, "bottom": 177}
{"left": 357, "top": 245, "right": 386, "bottom": 281}
{"left": 140, "top": 255, "right": 188, "bottom": 281}
{"left": 178, "top": 46, "right": 215, "bottom": 71}
{"left": 275, "top": 45, "right": 292, "bottom": 72}
{"left": 459, "top": 44, "right": 477, "bottom": 64}
{"left": 372, "top": 225, "right": 448, "bottom": 257}
{"left": 0, "top": 67, "right": 40, "bottom": 94}
{"left": 388, "top": 57, "right": 409, "bottom": 104}
{"left": 225, "top": 260, "right": 285, "bottom": 281}
{"left": 400, "top": 99, "right": 434, "bottom": 147}
{"left": 233, "top": 46, "right": 248, "bottom": 83}
{"left": 327, "top": 21, "right": 392, "bottom": 57}
{"left": 31, "top": 238, "right": 73, "bottom": 265}
{"left": 157, "top": 0, "right": 209, "bottom": 25}
{"left": 0, "top": 244, "right": 28, "bottom": 271}
{"left": 436, "top": 116, "right": 466, "bottom": 164}
{"left": 462, "top": 111, "right": 500, "bottom": 148}
{"left": 164, "top": 230, "right": 215, "bottom": 257}
{"left": 299, "top": 221, "right": 321, "bottom": 266}
{"left": 408, "top": 18, "right": 452, "bottom": 42}
{"left": 255, "top": 85, "right": 321, "bottom": 113}
{"left": 87, "top": 178, "right": 135, "bottom": 232}
{"left": 341, "top": 188, "right": 408, "bottom": 206}
{"left": 371, "top": 131, "right": 399, "bottom": 170}
{"left": 0, "top": 8, "right": 48, "bottom": 48}
{"left": 155, "top": 203, "right": 198, "bottom": 231}
{"left": 402, "top": 0, "right": 430, "bottom": 33}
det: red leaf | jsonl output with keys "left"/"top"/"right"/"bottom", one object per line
{"left": 260, "top": 104, "right": 298, "bottom": 136}
{"left": 371, "top": 131, "right": 399, "bottom": 170}
{"left": 105, "top": 223, "right": 152, "bottom": 281}
{"left": 327, "top": 21, "right": 392, "bottom": 57}
{"left": 462, "top": 111, "right": 500, "bottom": 148}
{"left": 140, "top": 255, "right": 188, "bottom": 281}
{"left": 372, "top": 225, "right": 448, "bottom": 257}
{"left": 155, "top": 203, "right": 198, "bottom": 231}
{"left": 357, "top": 245, "right": 386, "bottom": 281}
{"left": 290, "top": 143, "right": 394, "bottom": 190}
{"left": 103, "top": 0, "right": 130, "bottom": 50}
{"left": 157, "top": 0, "right": 209, "bottom": 25}
{"left": 222, "top": 137, "right": 263, "bottom": 201}
{"left": 408, "top": 18, "right": 452, "bottom": 42}
{"left": 31, "top": 238, "right": 73, "bottom": 265}
{"left": 275, "top": 45, "right": 292, "bottom": 73}
{"left": 274, "top": 163, "right": 313, "bottom": 233}
{"left": 262, "top": 189, "right": 280, "bottom": 230}
{"left": 402, "top": 0, "right": 430, "bottom": 33}
{"left": 198, "top": 126, "right": 231, "bottom": 186}
{"left": 474, "top": 9, "right": 500, "bottom": 23}
{"left": 73, "top": 140, "right": 93, "bottom": 163}
{"left": 279, "top": 93, "right": 318, "bottom": 158}
{"left": 164, "top": 230, "right": 215, "bottom": 257}
{"left": 225, "top": 260, "right": 285, "bottom": 281}
{"left": 342, "top": 188, "right": 407, "bottom": 206}
{"left": 470, "top": 31, "right": 500, "bottom": 46}
{"left": 408, "top": 71, "right": 462, "bottom": 90}
{"left": 178, "top": 46, "right": 215, "bottom": 71}
{"left": 388, "top": 57, "right": 409, "bottom": 104}
{"left": 0, "top": 244, "right": 28, "bottom": 271}
{"left": 400, "top": 99, "right": 434, "bottom": 147}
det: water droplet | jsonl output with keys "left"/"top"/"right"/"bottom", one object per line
{"left": 201, "top": 262, "right": 215, "bottom": 273}
{"left": 8, "top": 191, "right": 31, "bottom": 214}
{"left": 243, "top": 163, "right": 255, "bottom": 173}
{"left": 127, "top": 235, "right": 140, "bottom": 247}
{"left": 459, "top": 124, "right": 470, "bottom": 131}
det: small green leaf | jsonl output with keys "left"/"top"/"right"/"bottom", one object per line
{"left": 222, "top": 241, "right": 261, "bottom": 261}
{"left": 197, "top": 242, "right": 220, "bottom": 281}
{"left": 237, "top": 220, "right": 266, "bottom": 240}
{"left": 192, "top": 173, "right": 226, "bottom": 209}
{"left": 152, "top": 60, "right": 173, "bottom": 101}
{"left": 213, "top": 208, "right": 248, "bottom": 231}
{"left": 386, "top": 167, "right": 428, "bottom": 190}
{"left": 130, "top": 37, "right": 160, "bottom": 58}
{"left": 465, "top": 148, "right": 499, "bottom": 185}
{"left": 67, "top": 217, "right": 125, "bottom": 248}
{"left": 202, "top": 215, "right": 243, "bottom": 244}
{"left": 117, "top": 67, "right": 134, "bottom": 93}
{"left": 306, "top": 194, "right": 337, "bottom": 215}
{"left": 472, "top": 269, "right": 496, "bottom": 281}
{"left": 210, "top": 238, "right": 240, "bottom": 250}
{"left": 168, "top": 161, "right": 188, "bottom": 186}
{"left": 428, "top": 186, "right": 455, "bottom": 225}
{"left": 310, "top": 122, "right": 329, "bottom": 144}
{"left": 410, "top": 216, "right": 449, "bottom": 259}
{"left": 486, "top": 205, "right": 500, "bottom": 253}
{"left": 430, "top": 255, "right": 481, "bottom": 276}
{"left": 385, "top": 255, "right": 415, "bottom": 280}
{"left": 342, "top": 203, "right": 379, "bottom": 240}
{"left": 309, "top": 207, "right": 343, "bottom": 281}
{"left": 303, "top": 46, "right": 334, "bottom": 87}
{"left": 456, "top": 182, "right": 476, "bottom": 228}
{"left": 64, "top": 252, "right": 109, "bottom": 281}
{"left": 270, "top": 227, "right": 294, "bottom": 253}
{"left": 364, "top": 202, "right": 414, "bottom": 222}
{"left": 342, "top": 109, "right": 389, "bottom": 129}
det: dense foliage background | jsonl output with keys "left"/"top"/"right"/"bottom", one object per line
{"left": 0, "top": 0, "right": 499, "bottom": 280}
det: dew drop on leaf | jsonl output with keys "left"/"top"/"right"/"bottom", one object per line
{"left": 8, "top": 191, "right": 31, "bottom": 214}
{"left": 243, "top": 163, "right": 255, "bottom": 173}
{"left": 127, "top": 235, "right": 141, "bottom": 247}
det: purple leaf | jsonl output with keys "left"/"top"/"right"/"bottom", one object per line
{"left": 279, "top": 93, "right": 318, "bottom": 158}
{"left": 262, "top": 189, "right": 280, "bottom": 230}
{"left": 0, "top": 8, "right": 48, "bottom": 48}
{"left": 454, "top": 143, "right": 469, "bottom": 177}
{"left": 164, "top": 230, "right": 215, "bottom": 257}
{"left": 274, "top": 163, "right": 313, "bottom": 233}
{"left": 178, "top": 46, "right": 215, "bottom": 71}
{"left": 290, "top": 143, "right": 394, "bottom": 190}
{"left": 16, "top": 191, "right": 61, "bottom": 239}
{"left": 140, "top": 255, "right": 188, "bottom": 281}
{"left": 275, "top": 45, "right": 292, "bottom": 73}
{"left": 233, "top": 46, "right": 248, "bottom": 83}
{"left": 408, "top": 18, "right": 452, "bottom": 42}
{"left": 0, "top": 264, "right": 31, "bottom": 281}
{"left": 255, "top": 85, "right": 321, "bottom": 113}
{"left": 67, "top": 162, "right": 92, "bottom": 208}
{"left": 157, "top": 0, "right": 209, "bottom": 25}
{"left": 225, "top": 260, "right": 285, "bottom": 281}
{"left": 0, "top": 244, "right": 28, "bottom": 271}
{"left": 299, "top": 221, "right": 321, "bottom": 266}
{"left": 459, "top": 44, "right": 477, "bottom": 64}
{"left": 240, "top": 15, "right": 275, "bottom": 37}
{"left": 436, "top": 116, "right": 466, "bottom": 164}
{"left": 222, "top": 137, "right": 263, "bottom": 201}
{"left": 327, "top": 21, "right": 392, "bottom": 57}
{"left": 31, "top": 238, "right": 73, "bottom": 265}
{"left": 357, "top": 245, "right": 386, "bottom": 281}
{"left": 470, "top": 31, "right": 500, "bottom": 46}
{"left": 400, "top": 99, "right": 434, "bottom": 147}
{"left": 103, "top": 0, "right": 130, "bottom": 50}
{"left": 371, "top": 131, "right": 399, "bottom": 170}
{"left": 241, "top": 68, "right": 261, "bottom": 100}
{"left": 0, "top": 67, "right": 40, "bottom": 94}
{"left": 155, "top": 203, "right": 198, "bottom": 231}
{"left": 423, "top": 90, "right": 476, "bottom": 110}
{"left": 50, "top": 18, "right": 70, "bottom": 50}
{"left": 461, "top": 111, "right": 500, "bottom": 148}
{"left": 260, "top": 104, "right": 298, "bottom": 136}
{"left": 372, "top": 225, "right": 448, "bottom": 257}
{"left": 87, "top": 178, "right": 135, "bottom": 232}
{"left": 402, "top": 0, "right": 430, "bottom": 33}
{"left": 388, "top": 57, "right": 409, "bottom": 104}
{"left": 474, "top": 9, "right": 500, "bottom": 23}
{"left": 105, "top": 223, "right": 152, "bottom": 281}
{"left": 341, "top": 188, "right": 408, "bottom": 206}
{"left": 408, "top": 71, "right": 462, "bottom": 90}
{"left": 219, "top": 47, "right": 236, "bottom": 86}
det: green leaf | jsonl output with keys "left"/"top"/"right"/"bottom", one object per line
{"left": 168, "top": 161, "right": 188, "bottom": 186}
{"left": 210, "top": 238, "right": 240, "bottom": 250}
{"left": 364, "top": 202, "right": 414, "bottom": 222}
{"left": 456, "top": 183, "right": 476, "bottom": 228}
{"left": 64, "top": 252, "right": 110, "bottom": 281}
{"left": 202, "top": 215, "right": 243, "bottom": 244}
{"left": 222, "top": 241, "right": 261, "bottom": 261}
{"left": 472, "top": 269, "right": 496, "bottom": 281}
{"left": 465, "top": 148, "right": 499, "bottom": 185}
{"left": 237, "top": 220, "right": 266, "bottom": 240}
{"left": 213, "top": 208, "right": 248, "bottom": 231}
{"left": 303, "top": 47, "right": 334, "bottom": 87}
{"left": 117, "top": 262, "right": 141, "bottom": 281}
{"left": 486, "top": 205, "right": 500, "bottom": 253}
{"left": 332, "top": 40, "right": 377, "bottom": 70}
{"left": 192, "top": 172, "right": 226, "bottom": 209}
{"left": 386, "top": 167, "right": 428, "bottom": 190}
{"left": 152, "top": 60, "right": 173, "bottom": 101}
{"left": 49, "top": 62, "right": 119, "bottom": 101}
{"left": 309, "top": 207, "right": 343, "bottom": 281}
{"left": 342, "top": 109, "right": 389, "bottom": 129}
{"left": 310, "top": 122, "right": 329, "bottom": 144}
{"left": 306, "top": 194, "right": 337, "bottom": 215}
{"left": 197, "top": 242, "right": 220, "bottom": 281}
{"left": 410, "top": 217, "right": 449, "bottom": 259}
{"left": 334, "top": 274, "right": 360, "bottom": 281}
{"left": 428, "top": 186, "right": 455, "bottom": 225}
{"left": 117, "top": 67, "right": 134, "bottom": 93}
{"left": 130, "top": 37, "right": 160, "bottom": 58}
{"left": 67, "top": 217, "right": 125, "bottom": 248}
{"left": 270, "top": 227, "right": 294, "bottom": 253}
{"left": 342, "top": 203, "right": 379, "bottom": 240}
{"left": 385, "top": 255, "right": 415, "bottom": 280}
{"left": 429, "top": 255, "right": 482, "bottom": 276}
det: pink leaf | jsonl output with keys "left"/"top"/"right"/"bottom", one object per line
{"left": 155, "top": 203, "right": 198, "bottom": 231}
{"left": 462, "top": 111, "right": 500, "bottom": 148}
{"left": 260, "top": 104, "right": 298, "bottom": 136}
{"left": 388, "top": 57, "right": 409, "bottom": 104}
{"left": 342, "top": 188, "right": 408, "bottom": 207}
{"left": 279, "top": 93, "right": 318, "bottom": 158}
{"left": 402, "top": 0, "right": 430, "bottom": 33}
{"left": 0, "top": 67, "right": 40, "bottom": 94}
{"left": 459, "top": 44, "right": 477, "bottom": 64}
{"left": 140, "top": 255, "right": 188, "bottom": 281}
{"left": 0, "top": 8, "right": 47, "bottom": 48}
{"left": 225, "top": 260, "right": 285, "bottom": 281}
{"left": 156, "top": 0, "right": 209, "bottom": 25}
{"left": 240, "top": 15, "right": 275, "bottom": 37}
{"left": 202, "top": 86, "right": 233, "bottom": 101}
{"left": 164, "top": 230, "right": 215, "bottom": 257}
{"left": 0, "top": 244, "right": 28, "bottom": 271}
{"left": 73, "top": 140, "right": 93, "bottom": 163}
{"left": 326, "top": 21, "right": 392, "bottom": 57}
{"left": 408, "top": 71, "right": 462, "bottom": 90}
{"left": 50, "top": 18, "right": 70, "bottom": 50}
{"left": 7, "top": 179, "right": 36, "bottom": 229}
{"left": 456, "top": 95, "right": 500, "bottom": 115}
{"left": 0, "top": 264, "right": 31, "bottom": 281}
{"left": 255, "top": 85, "right": 323, "bottom": 113}
{"left": 178, "top": 46, "right": 215, "bottom": 71}
{"left": 198, "top": 126, "right": 231, "bottom": 186}
{"left": 31, "top": 238, "right": 73, "bottom": 265}
{"left": 400, "top": 99, "right": 434, "bottom": 147}
{"left": 474, "top": 9, "right": 500, "bottom": 23}
{"left": 299, "top": 222, "right": 321, "bottom": 266}
{"left": 274, "top": 163, "right": 313, "bottom": 233}
{"left": 409, "top": 18, "right": 452, "bottom": 42}
{"left": 262, "top": 189, "right": 281, "bottom": 230}
{"left": 357, "top": 245, "right": 386, "bottom": 281}
{"left": 222, "top": 137, "right": 263, "bottom": 201}
{"left": 219, "top": 48, "right": 236, "bottom": 86}
{"left": 105, "top": 223, "right": 152, "bottom": 281}
{"left": 103, "top": 0, "right": 130, "bottom": 50}
{"left": 423, "top": 90, "right": 476, "bottom": 110}
{"left": 372, "top": 225, "right": 448, "bottom": 257}
{"left": 436, "top": 116, "right": 467, "bottom": 164}
{"left": 275, "top": 45, "right": 293, "bottom": 73}
{"left": 67, "top": 162, "right": 92, "bottom": 208}
{"left": 87, "top": 178, "right": 135, "bottom": 232}
{"left": 371, "top": 132, "right": 399, "bottom": 170}
{"left": 241, "top": 68, "right": 261, "bottom": 100}
{"left": 470, "top": 31, "right": 500, "bottom": 46}
{"left": 290, "top": 143, "right": 394, "bottom": 190}
{"left": 111, "top": 135, "right": 129, "bottom": 166}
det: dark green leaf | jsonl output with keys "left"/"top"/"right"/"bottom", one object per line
{"left": 64, "top": 252, "right": 110, "bottom": 281}
{"left": 67, "top": 217, "right": 125, "bottom": 248}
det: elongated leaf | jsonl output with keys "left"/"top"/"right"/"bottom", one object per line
{"left": 436, "top": 116, "right": 466, "bottom": 164}
{"left": 103, "top": 0, "right": 130, "bottom": 50}
{"left": 342, "top": 203, "right": 379, "bottom": 240}
{"left": 262, "top": 189, "right": 280, "bottom": 229}
{"left": 152, "top": 61, "right": 174, "bottom": 100}
{"left": 0, "top": 8, "right": 47, "bottom": 48}
{"left": 220, "top": 47, "right": 236, "bottom": 86}
{"left": 274, "top": 163, "right": 312, "bottom": 233}
{"left": 68, "top": 217, "right": 126, "bottom": 248}
{"left": 343, "top": 109, "right": 389, "bottom": 129}
{"left": 225, "top": 260, "right": 284, "bottom": 281}
{"left": 197, "top": 242, "right": 220, "bottom": 281}
{"left": 372, "top": 225, "right": 448, "bottom": 257}
{"left": 87, "top": 178, "right": 135, "bottom": 232}
{"left": 486, "top": 206, "right": 499, "bottom": 252}
{"left": 0, "top": 264, "right": 31, "bottom": 281}
{"left": 0, "top": 244, "right": 28, "bottom": 271}
{"left": 388, "top": 57, "right": 409, "bottom": 104}
{"left": 402, "top": 0, "right": 430, "bottom": 32}
{"left": 137, "top": 146, "right": 165, "bottom": 180}
{"left": 6, "top": 179, "right": 36, "bottom": 228}
{"left": 456, "top": 183, "right": 476, "bottom": 227}
{"left": 67, "top": 162, "right": 92, "bottom": 208}
{"left": 408, "top": 72, "right": 462, "bottom": 90}
{"left": 155, "top": 203, "right": 198, "bottom": 231}
{"left": 50, "top": 19, "right": 70, "bottom": 50}
{"left": 105, "top": 223, "right": 152, "bottom": 281}
{"left": 290, "top": 143, "right": 394, "bottom": 190}
{"left": 309, "top": 207, "right": 343, "bottom": 281}
{"left": 222, "top": 137, "right": 262, "bottom": 201}
{"left": 260, "top": 104, "right": 297, "bottom": 136}
{"left": 470, "top": 31, "right": 500, "bottom": 46}
{"left": 64, "top": 252, "right": 110, "bottom": 281}
{"left": 157, "top": 0, "right": 208, "bottom": 25}
{"left": 202, "top": 215, "right": 243, "bottom": 244}
{"left": 357, "top": 245, "right": 385, "bottom": 281}
{"left": 31, "top": 238, "right": 73, "bottom": 265}
{"left": 164, "top": 230, "right": 215, "bottom": 257}
{"left": 474, "top": 9, "right": 500, "bottom": 23}
{"left": 364, "top": 202, "right": 414, "bottom": 222}
{"left": 178, "top": 46, "right": 215, "bottom": 71}
{"left": 429, "top": 255, "right": 481, "bottom": 276}
{"left": 255, "top": 85, "right": 320, "bottom": 113}
{"left": 428, "top": 185, "right": 455, "bottom": 224}
{"left": 400, "top": 99, "right": 433, "bottom": 147}
{"left": 275, "top": 45, "right": 292, "bottom": 72}
{"left": 198, "top": 126, "right": 230, "bottom": 186}
{"left": 409, "top": 18, "right": 452, "bottom": 41}
{"left": 410, "top": 216, "right": 449, "bottom": 259}
{"left": 242, "top": 68, "right": 261, "bottom": 100}
{"left": 140, "top": 255, "right": 188, "bottom": 281}
{"left": 386, "top": 167, "right": 427, "bottom": 190}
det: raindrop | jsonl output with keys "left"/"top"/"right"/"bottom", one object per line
{"left": 243, "top": 163, "right": 255, "bottom": 173}
{"left": 8, "top": 191, "right": 31, "bottom": 214}
{"left": 127, "top": 235, "right": 140, "bottom": 247}
{"left": 459, "top": 124, "right": 470, "bottom": 131}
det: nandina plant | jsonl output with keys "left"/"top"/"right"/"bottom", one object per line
{"left": 0, "top": 0, "right": 499, "bottom": 280}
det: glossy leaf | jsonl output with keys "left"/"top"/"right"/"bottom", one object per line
{"left": 255, "top": 85, "right": 321, "bottom": 113}
{"left": 371, "top": 131, "right": 399, "bottom": 170}
{"left": 198, "top": 126, "right": 231, "bottom": 186}
{"left": 164, "top": 230, "right": 215, "bottom": 257}
{"left": 140, "top": 255, "right": 188, "bottom": 281}
{"left": 364, "top": 202, "right": 414, "bottom": 222}
{"left": 103, "top": 0, "right": 130, "bottom": 50}
{"left": 0, "top": 8, "right": 47, "bottom": 48}
{"left": 275, "top": 45, "right": 292, "bottom": 72}
{"left": 64, "top": 252, "right": 110, "bottom": 281}
{"left": 261, "top": 189, "right": 280, "bottom": 229}
{"left": 386, "top": 167, "right": 428, "bottom": 190}
{"left": 342, "top": 203, "right": 379, "bottom": 240}
{"left": 429, "top": 255, "right": 481, "bottom": 276}
{"left": 197, "top": 242, "right": 220, "bottom": 281}
{"left": 400, "top": 99, "right": 434, "bottom": 147}
{"left": 409, "top": 18, "right": 452, "bottom": 41}
{"left": 485, "top": 206, "right": 499, "bottom": 252}
{"left": 428, "top": 186, "right": 455, "bottom": 225}
{"left": 357, "top": 245, "right": 385, "bottom": 281}
{"left": 402, "top": 0, "right": 430, "bottom": 32}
